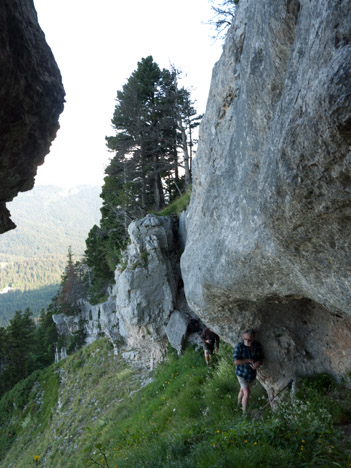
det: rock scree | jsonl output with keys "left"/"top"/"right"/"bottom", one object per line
{"left": 181, "top": 0, "right": 351, "bottom": 398}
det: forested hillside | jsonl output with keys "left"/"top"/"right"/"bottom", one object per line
{"left": 0, "top": 185, "right": 101, "bottom": 325}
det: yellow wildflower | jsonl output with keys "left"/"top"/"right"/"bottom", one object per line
{"left": 33, "top": 455, "right": 40, "bottom": 462}
{"left": 254, "top": 441, "right": 258, "bottom": 446}
{"left": 244, "top": 440, "right": 248, "bottom": 444}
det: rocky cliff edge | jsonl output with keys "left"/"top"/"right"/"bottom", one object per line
{"left": 53, "top": 214, "right": 202, "bottom": 368}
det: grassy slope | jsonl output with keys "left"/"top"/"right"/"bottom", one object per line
{"left": 0, "top": 340, "right": 350, "bottom": 468}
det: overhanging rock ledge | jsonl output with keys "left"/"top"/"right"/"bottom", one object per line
{"left": 0, "top": 0, "right": 65, "bottom": 233}
{"left": 181, "top": 0, "right": 351, "bottom": 398}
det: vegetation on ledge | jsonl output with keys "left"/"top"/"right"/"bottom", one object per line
{"left": 152, "top": 186, "right": 192, "bottom": 217}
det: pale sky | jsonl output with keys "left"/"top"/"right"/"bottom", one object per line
{"left": 33, "top": 0, "right": 223, "bottom": 188}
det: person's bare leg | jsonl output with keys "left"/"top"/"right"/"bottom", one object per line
{"left": 205, "top": 350, "right": 210, "bottom": 365}
{"left": 242, "top": 387, "right": 251, "bottom": 412}
{"left": 238, "top": 388, "right": 244, "bottom": 406}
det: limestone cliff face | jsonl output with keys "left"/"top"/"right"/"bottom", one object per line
{"left": 53, "top": 215, "right": 202, "bottom": 368}
{"left": 0, "top": 0, "right": 65, "bottom": 233}
{"left": 181, "top": 0, "right": 351, "bottom": 397}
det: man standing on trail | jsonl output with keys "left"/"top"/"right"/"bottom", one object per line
{"left": 233, "top": 329, "right": 264, "bottom": 413}
{"left": 201, "top": 327, "right": 220, "bottom": 365}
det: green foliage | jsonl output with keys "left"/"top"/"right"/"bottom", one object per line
{"left": 0, "top": 308, "right": 58, "bottom": 399}
{"left": 33, "top": 367, "right": 60, "bottom": 430}
{"left": 295, "top": 373, "right": 351, "bottom": 425}
{"left": 0, "top": 370, "right": 43, "bottom": 460}
{"left": 56, "top": 247, "right": 88, "bottom": 316}
{"left": 0, "top": 365, "right": 60, "bottom": 463}
{"left": 66, "top": 328, "right": 87, "bottom": 354}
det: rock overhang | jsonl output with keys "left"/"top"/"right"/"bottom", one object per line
{"left": 181, "top": 0, "right": 351, "bottom": 394}
{"left": 0, "top": 0, "right": 65, "bottom": 233}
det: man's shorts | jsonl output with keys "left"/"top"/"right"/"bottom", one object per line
{"left": 237, "top": 376, "right": 254, "bottom": 389}
{"left": 203, "top": 342, "right": 214, "bottom": 354}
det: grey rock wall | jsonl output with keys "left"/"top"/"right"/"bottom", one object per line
{"left": 53, "top": 295, "right": 120, "bottom": 346}
{"left": 114, "top": 215, "right": 178, "bottom": 366}
{"left": 0, "top": 0, "right": 65, "bottom": 233}
{"left": 181, "top": 0, "right": 351, "bottom": 396}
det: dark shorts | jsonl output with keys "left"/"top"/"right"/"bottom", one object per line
{"left": 203, "top": 342, "right": 215, "bottom": 354}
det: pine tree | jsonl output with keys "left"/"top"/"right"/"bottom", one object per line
{"left": 35, "top": 308, "right": 58, "bottom": 368}
{"left": 56, "top": 247, "right": 87, "bottom": 315}
{"left": 0, "top": 309, "right": 37, "bottom": 395}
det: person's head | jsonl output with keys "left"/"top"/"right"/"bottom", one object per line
{"left": 243, "top": 329, "right": 255, "bottom": 346}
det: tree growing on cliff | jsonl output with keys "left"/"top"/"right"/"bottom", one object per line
{"left": 85, "top": 57, "right": 200, "bottom": 300}
{"left": 208, "top": 0, "right": 238, "bottom": 40}
{"left": 105, "top": 56, "right": 200, "bottom": 215}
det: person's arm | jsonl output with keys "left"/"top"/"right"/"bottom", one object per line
{"left": 215, "top": 333, "right": 220, "bottom": 351}
{"left": 233, "top": 344, "right": 252, "bottom": 365}
{"left": 200, "top": 328, "right": 207, "bottom": 342}
{"left": 234, "top": 358, "right": 253, "bottom": 365}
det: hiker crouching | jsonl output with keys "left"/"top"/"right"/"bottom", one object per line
{"left": 201, "top": 327, "right": 220, "bottom": 366}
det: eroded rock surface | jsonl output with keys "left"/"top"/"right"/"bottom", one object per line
{"left": 54, "top": 215, "right": 202, "bottom": 368}
{"left": 181, "top": 0, "right": 351, "bottom": 395}
{"left": 0, "top": 0, "right": 65, "bottom": 233}
{"left": 114, "top": 215, "right": 178, "bottom": 366}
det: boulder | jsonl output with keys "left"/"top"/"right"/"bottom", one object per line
{"left": 165, "top": 310, "right": 189, "bottom": 355}
{"left": 181, "top": 0, "right": 351, "bottom": 396}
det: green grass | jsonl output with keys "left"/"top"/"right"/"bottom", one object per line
{"left": 0, "top": 340, "right": 350, "bottom": 467}
{"left": 152, "top": 188, "right": 192, "bottom": 216}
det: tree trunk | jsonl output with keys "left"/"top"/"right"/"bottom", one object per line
{"left": 179, "top": 121, "right": 191, "bottom": 187}
{"left": 153, "top": 154, "right": 164, "bottom": 211}
{"left": 141, "top": 149, "right": 147, "bottom": 214}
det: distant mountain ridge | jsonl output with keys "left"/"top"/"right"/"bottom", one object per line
{"left": 0, "top": 185, "right": 102, "bottom": 325}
